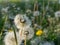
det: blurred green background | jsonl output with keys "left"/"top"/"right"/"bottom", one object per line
{"left": 0, "top": 0, "right": 60, "bottom": 45}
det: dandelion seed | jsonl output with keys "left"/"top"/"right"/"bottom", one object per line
{"left": 33, "top": 11, "right": 40, "bottom": 16}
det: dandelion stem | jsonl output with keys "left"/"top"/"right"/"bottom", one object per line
{"left": 12, "top": 25, "right": 18, "bottom": 45}
{"left": 25, "top": 35, "right": 27, "bottom": 45}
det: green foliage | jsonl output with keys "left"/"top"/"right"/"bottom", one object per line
{"left": 0, "top": 17, "right": 5, "bottom": 33}
{"left": 0, "top": 0, "right": 60, "bottom": 45}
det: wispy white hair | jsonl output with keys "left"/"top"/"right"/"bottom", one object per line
{"left": 4, "top": 27, "right": 34, "bottom": 45}
{"left": 4, "top": 14, "right": 34, "bottom": 45}
{"left": 55, "top": 11, "right": 60, "bottom": 17}
{"left": 19, "top": 26, "right": 34, "bottom": 40}
{"left": 4, "top": 32, "right": 22, "bottom": 45}
{"left": 14, "top": 14, "right": 31, "bottom": 29}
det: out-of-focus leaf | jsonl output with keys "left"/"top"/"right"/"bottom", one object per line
{"left": 0, "top": 16, "right": 6, "bottom": 33}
